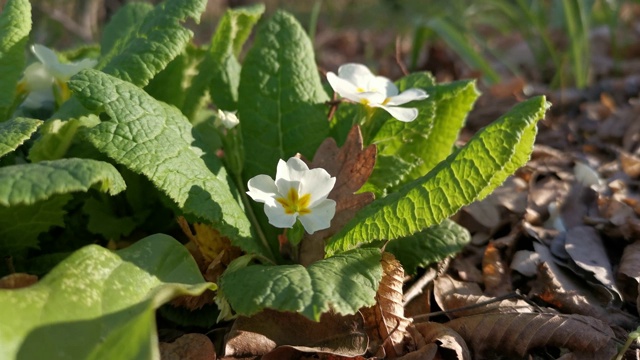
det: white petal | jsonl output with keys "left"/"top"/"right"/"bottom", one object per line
{"left": 375, "top": 104, "right": 419, "bottom": 122}
{"left": 368, "top": 76, "right": 397, "bottom": 97}
{"left": 385, "top": 88, "right": 429, "bottom": 106}
{"left": 22, "top": 63, "right": 53, "bottom": 92}
{"left": 32, "top": 45, "right": 60, "bottom": 69}
{"left": 300, "top": 168, "right": 336, "bottom": 207}
{"left": 326, "top": 71, "right": 361, "bottom": 102}
{"left": 276, "top": 157, "right": 308, "bottom": 194}
{"left": 357, "top": 91, "right": 387, "bottom": 105}
{"left": 264, "top": 202, "right": 297, "bottom": 228}
{"left": 246, "top": 174, "right": 279, "bottom": 203}
{"left": 32, "top": 44, "right": 96, "bottom": 81}
{"left": 299, "top": 199, "right": 336, "bottom": 234}
{"left": 337, "top": 63, "right": 375, "bottom": 89}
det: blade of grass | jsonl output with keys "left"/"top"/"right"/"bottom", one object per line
{"left": 425, "top": 17, "right": 501, "bottom": 84}
{"left": 562, "top": 0, "right": 592, "bottom": 88}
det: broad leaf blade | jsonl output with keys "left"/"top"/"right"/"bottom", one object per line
{"left": 100, "top": 2, "right": 153, "bottom": 56}
{"left": 0, "top": 117, "right": 42, "bottom": 157}
{"left": 68, "top": 70, "right": 265, "bottom": 258}
{"left": 220, "top": 248, "right": 382, "bottom": 321}
{"left": 326, "top": 96, "right": 550, "bottom": 256}
{"left": 28, "top": 115, "right": 99, "bottom": 162}
{"left": 182, "top": 4, "right": 264, "bottom": 118}
{"left": 0, "top": 234, "right": 214, "bottom": 360}
{"left": 0, "top": 0, "right": 31, "bottom": 120}
{"left": 239, "top": 10, "right": 330, "bottom": 180}
{"left": 386, "top": 219, "right": 470, "bottom": 275}
{"left": 98, "top": 0, "right": 207, "bottom": 88}
{"left": 0, "top": 158, "right": 125, "bottom": 207}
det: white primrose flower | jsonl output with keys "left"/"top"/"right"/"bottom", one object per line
{"left": 18, "top": 45, "right": 97, "bottom": 108}
{"left": 326, "top": 63, "right": 429, "bottom": 122}
{"left": 217, "top": 109, "right": 240, "bottom": 129}
{"left": 246, "top": 157, "right": 336, "bottom": 234}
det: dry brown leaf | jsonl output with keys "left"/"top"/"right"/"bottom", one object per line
{"left": 482, "top": 242, "right": 512, "bottom": 296}
{"left": 159, "top": 333, "right": 216, "bottom": 360}
{"left": 444, "top": 313, "right": 617, "bottom": 359}
{"left": 405, "top": 322, "right": 470, "bottom": 360}
{"left": 299, "top": 125, "right": 376, "bottom": 265}
{"left": 361, "top": 252, "right": 411, "bottom": 358}
{"left": 0, "top": 273, "right": 38, "bottom": 289}
{"left": 434, "top": 274, "right": 535, "bottom": 319}
{"left": 224, "top": 310, "right": 367, "bottom": 358}
{"left": 559, "top": 185, "right": 599, "bottom": 229}
{"left": 531, "top": 262, "right": 637, "bottom": 329}
{"left": 620, "top": 150, "right": 640, "bottom": 178}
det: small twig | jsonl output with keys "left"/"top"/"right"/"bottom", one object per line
{"left": 37, "top": 3, "right": 94, "bottom": 42}
{"left": 326, "top": 95, "right": 341, "bottom": 121}
{"left": 402, "top": 257, "right": 451, "bottom": 307}
{"left": 395, "top": 35, "right": 409, "bottom": 76}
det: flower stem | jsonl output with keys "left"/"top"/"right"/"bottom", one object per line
{"left": 235, "top": 173, "right": 277, "bottom": 263}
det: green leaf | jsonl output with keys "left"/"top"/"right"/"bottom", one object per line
{"left": 0, "top": 234, "right": 214, "bottom": 360}
{"left": 100, "top": 2, "right": 153, "bottom": 56}
{"left": 28, "top": 115, "right": 99, "bottom": 162}
{"left": 68, "top": 69, "right": 266, "bottom": 258}
{"left": 239, "top": 10, "right": 330, "bottom": 180}
{"left": 98, "top": 0, "right": 207, "bottom": 88}
{"left": 363, "top": 77, "right": 479, "bottom": 196}
{"left": 386, "top": 219, "right": 470, "bottom": 275}
{"left": 0, "top": 117, "right": 42, "bottom": 157}
{"left": 0, "top": 194, "right": 69, "bottom": 253}
{"left": 182, "top": 4, "right": 264, "bottom": 119}
{"left": 0, "top": 158, "right": 125, "bottom": 207}
{"left": 143, "top": 50, "right": 188, "bottom": 108}
{"left": 82, "top": 196, "right": 147, "bottom": 240}
{"left": 219, "top": 248, "right": 382, "bottom": 321}
{"left": 326, "top": 96, "right": 550, "bottom": 256}
{"left": 0, "top": 0, "right": 31, "bottom": 120}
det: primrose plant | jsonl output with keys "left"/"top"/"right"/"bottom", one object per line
{"left": 0, "top": 0, "right": 549, "bottom": 357}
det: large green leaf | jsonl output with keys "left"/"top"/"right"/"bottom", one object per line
{"left": 68, "top": 69, "right": 267, "bottom": 258}
{"left": 326, "top": 96, "right": 550, "bottom": 256}
{"left": 0, "top": 0, "right": 31, "bottom": 120}
{"left": 386, "top": 219, "right": 470, "bottom": 275}
{"left": 97, "top": 0, "right": 206, "bottom": 88}
{"left": 219, "top": 248, "right": 382, "bottom": 321}
{"left": 100, "top": 2, "right": 153, "bottom": 56}
{"left": 0, "top": 117, "right": 42, "bottom": 157}
{"left": 182, "top": 4, "right": 264, "bottom": 119}
{"left": 0, "top": 234, "right": 214, "bottom": 360}
{"left": 239, "top": 10, "right": 330, "bottom": 180}
{"left": 51, "top": 0, "right": 207, "bottom": 121}
{"left": 0, "top": 158, "right": 125, "bottom": 207}
{"left": 0, "top": 158, "right": 126, "bottom": 252}
{"left": 363, "top": 77, "right": 478, "bottom": 196}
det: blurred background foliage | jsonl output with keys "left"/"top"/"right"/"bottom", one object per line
{"left": 3, "top": 0, "right": 640, "bottom": 89}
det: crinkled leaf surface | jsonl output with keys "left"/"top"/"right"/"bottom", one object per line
{"left": 0, "top": 117, "right": 42, "bottom": 157}
{"left": 182, "top": 4, "right": 264, "bottom": 118}
{"left": 239, "top": 10, "right": 330, "bottom": 180}
{"left": 0, "top": 0, "right": 31, "bottom": 120}
{"left": 52, "top": 0, "right": 206, "bottom": 121}
{"left": 68, "top": 70, "right": 265, "bottom": 258}
{"left": 386, "top": 219, "right": 471, "bottom": 275}
{"left": 220, "top": 248, "right": 382, "bottom": 321}
{"left": 97, "top": 0, "right": 206, "bottom": 88}
{"left": 363, "top": 77, "right": 478, "bottom": 196}
{"left": 0, "top": 158, "right": 125, "bottom": 207}
{"left": 100, "top": 2, "right": 153, "bottom": 56}
{"left": 0, "top": 234, "right": 214, "bottom": 360}
{"left": 326, "top": 96, "right": 550, "bottom": 256}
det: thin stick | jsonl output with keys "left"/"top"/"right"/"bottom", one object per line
{"left": 402, "top": 257, "right": 451, "bottom": 307}
{"left": 395, "top": 35, "right": 409, "bottom": 76}
{"left": 411, "top": 292, "right": 521, "bottom": 322}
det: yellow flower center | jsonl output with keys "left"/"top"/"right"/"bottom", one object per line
{"left": 276, "top": 187, "right": 311, "bottom": 215}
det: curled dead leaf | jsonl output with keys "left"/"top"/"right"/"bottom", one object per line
{"left": 405, "top": 322, "right": 470, "bottom": 360}
{"left": 0, "top": 273, "right": 38, "bottom": 289}
{"left": 444, "top": 313, "right": 617, "bottom": 359}
{"left": 361, "top": 252, "right": 411, "bottom": 358}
